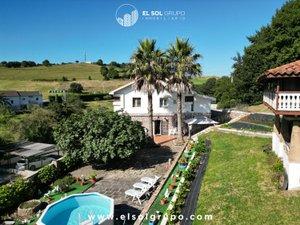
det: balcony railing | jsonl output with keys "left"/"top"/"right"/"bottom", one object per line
{"left": 263, "top": 91, "right": 300, "bottom": 112}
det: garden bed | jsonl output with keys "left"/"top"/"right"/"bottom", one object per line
{"left": 141, "top": 139, "right": 209, "bottom": 225}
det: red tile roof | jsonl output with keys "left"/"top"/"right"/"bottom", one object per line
{"left": 260, "top": 60, "right": 300, "bottom": 80}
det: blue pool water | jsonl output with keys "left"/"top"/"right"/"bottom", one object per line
{"left": 38, "top": 193, "right": 113, "bottom": 225}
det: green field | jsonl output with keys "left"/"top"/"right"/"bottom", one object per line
{"left": 194, "top": 132, "right": 300, "bottom": 225}
{"left": 0, "top": 64, "right": 129, "bottom": 98}
{"left": 0, "top": 63, "right": 103, "bottom": 80}
{"left": 191, "top": 76, "right": 213, "bottom": 86}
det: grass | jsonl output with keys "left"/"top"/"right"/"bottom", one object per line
{"left": 237, "top": 104, "right": 272, "bottom": 113}
{"left": 193, "top": 132, "right": 300, "bottom": 225}
{"left": 0, "top": 64, "right": 130, "bottom": 98}
{"left": 191, "top": 76, "right": 213, "bottom": 86}
{"left": 49, "top": 181, "right": 93, "bottom": 202}
{"left": 86, "top": 100, "right": 113, "bottom": 110}
{"left": 0, "top": 64, "right": 103, "bottom": 80}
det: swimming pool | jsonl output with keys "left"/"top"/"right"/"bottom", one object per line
{"left": 37, "top": 193, "right": 114, "bottom": 225}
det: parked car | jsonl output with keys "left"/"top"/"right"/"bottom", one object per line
{"left": 16, "top": 156, "right": 56, "bottom": 171}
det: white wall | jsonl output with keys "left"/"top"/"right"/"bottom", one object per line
{"left": 272, "top": 132, "right": 300, "bottom": 190}
{"left": 3, "top": 94, "right": 43, "bottom": 109}
{"left": 112, "top": 84, "right": 212, "bottom": 115}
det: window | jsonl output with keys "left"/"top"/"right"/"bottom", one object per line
{"left": 159, "top": 98, "right": 168, "bottom": 107}
{"left": 191, "top": 103, "right": 194, "bottom": 111}
{"left": 132, "top": 98, "right": 141, "bottom": 107}
{"left": 114, "top": 96, "right": 120, "bottom": 101}
{"left": 185, "top": 96, "right": 194, "bottom": 102}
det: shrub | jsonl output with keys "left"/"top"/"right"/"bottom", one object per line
{"left": 69, "top": 82, "right": 83, "bottom": 93}
{"left": 0, "top": 178, "right": 34, "bottom": 216}
{"left": 20, "top": 107, "right": 56, "bottom": 143}
{"left": 62, "top": 76, "right": 69, "bottom": 81}
{"left": 273, "top": 158, "right": 284, "bottom": 173}
{"left": 37, "top": 165, "right": 57, "bottom": 185}
{"left": 53, "top": 175, "right": 75, "bottom": 192}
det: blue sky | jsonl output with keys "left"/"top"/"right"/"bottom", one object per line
{"left": 0, "top": 0, "right": 286, "bottom": 75}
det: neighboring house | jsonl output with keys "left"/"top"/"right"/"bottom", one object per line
{"left": 109, "top": 82, "right": 216, "bottom": 136}
{"left": 0, "top": 91, "right": 43, "bottom": 110}
{"left": 259, "top": 60, "right": 300, "bottom": 190}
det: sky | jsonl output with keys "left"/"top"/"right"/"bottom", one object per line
{"left": 0, "top": 0, "right": 287, "bottom": 76}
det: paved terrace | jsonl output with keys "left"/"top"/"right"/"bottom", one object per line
{"left": 71, "top": 139, "right": 184, "bottom": 224}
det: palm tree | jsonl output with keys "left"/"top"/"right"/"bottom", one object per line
{"left": 166, "top": 38, "right": 201, "bottom": 144}
{"left": 131, "top": 39, "right": 165, "bottom": 138}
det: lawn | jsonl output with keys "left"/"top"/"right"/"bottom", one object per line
{"left": 193, "top": 132, "right": 300, "bottom": 225}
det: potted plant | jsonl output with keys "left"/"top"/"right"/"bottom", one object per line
{"left": 160, "top": 197, "right": 168, "bottom": 205}
{"left": 89, "top": 173, "right": 97, "bottom": 183}
{"left": 168, "top": 182, "right": 176, "bottom": 191}
{"left": 178, "top": 157, "right": 188, "bottom": 169}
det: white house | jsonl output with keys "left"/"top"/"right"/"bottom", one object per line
{"left": 109, "top": 82, "right": 217, "bottom": 136}
{"left": 0, "top": 91, "right": 43, "bottom": 110}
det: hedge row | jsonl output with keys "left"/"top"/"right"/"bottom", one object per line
{"left": 48, "top": 93, "right": 112, "bottom": 102}
{"left": 0, "top": 155, "right": 81, "bottom": 217}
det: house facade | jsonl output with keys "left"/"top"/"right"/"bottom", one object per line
{"left": 0, "top": 91, "right": 43, "bottom": 110}
{"left": 109, "top": 82, "right": 216, "bottom": 135}
{"left": 260, "top": 60, "right": 300, "bottom": 190}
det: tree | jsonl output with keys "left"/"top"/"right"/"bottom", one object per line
{"left": 100, "top": 66, "right": 109, "bottom": 80}
{"left": 195, "top": 77, "right": 217, "bottom": 96}
{"left": 166, "top": 38, "right": 201, "bottom": 144}
{"left": 42, "top": 59, "right": 51, "bottom": 67}
{"left": 68, "top": 82, "right": 83, "bottom": 93}
{"left": 47, "top": 94, "right": 85, "bottom": 121}
{"left": 107, "top": 67, "right": 119, "bottom": 79}
{"left": 95, "top": 59, "right": 103, "bottom": 66}
{"left": 231, "top": 0, "right": 300, "bottom": 104}
{"left": 54, "top": 109, "right": 146, "bottom": 164}
{"left": 20, "top": 107, "right": 56, "bottom": 143}
{"left": 131, "top": 39, "right": 165, "bottom": 138}
{"left": 214, "top": 76, "right": 238, "bottom": 108}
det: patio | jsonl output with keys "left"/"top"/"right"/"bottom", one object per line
{"left": 71, "top": 140, "right": 184, "bottom": 224}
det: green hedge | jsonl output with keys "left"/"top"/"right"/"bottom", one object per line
{"left": 78, "top": 93, "right": 111, "bottom": 101}
{"left": 0, "top": 156, "right": 81, "bottom": 217}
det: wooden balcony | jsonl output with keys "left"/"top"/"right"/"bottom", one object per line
{"left": 263, "top": 91, "right": 300, "bottom": 115}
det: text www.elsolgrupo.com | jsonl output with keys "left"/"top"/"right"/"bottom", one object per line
{"left": 88, "top": 213, "right": 213, "bottom": 222}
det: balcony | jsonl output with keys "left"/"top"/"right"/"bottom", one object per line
{"left": 263, "top": 91, "right": 300, "bottom": 114}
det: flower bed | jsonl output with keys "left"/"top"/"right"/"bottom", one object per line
{"left": 141, "top": 138, "right": 209, "bottom": 225}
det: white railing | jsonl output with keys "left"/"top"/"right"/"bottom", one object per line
{"left": 263, "top": 91, "right": 300, "bottom": 111}
{"left": 278, "top": 92, "right": 300, "bottom": 111}
{"left": 263, "top": 91, "right": 277, "bottom": 109}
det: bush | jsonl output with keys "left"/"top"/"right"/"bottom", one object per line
{"left": 20, "top": 107, "right": 56, "bottom": 143}
{"left": 78, "top": 93, "right": 108, "bottom": 101}
{"left": 37, "top": 165, "right": 57, "bottom": 185}
{"left": 53, "top": 175, "right": 75, "bottom": 192}
{"left": 273, "top": 158, "right": 284, "bottom": 173}
{"left": 0, "top": 178, "right": 34, "bottom": 216}
{"left": 54, "top": 108, "right": 146, "bottom": 164}
{"left": 69, "top": 82, "right": 83, "bottom": 93}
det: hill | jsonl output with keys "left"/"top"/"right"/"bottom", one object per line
{"left": 0, "top": 64, "right": 129, "bottom": 98}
